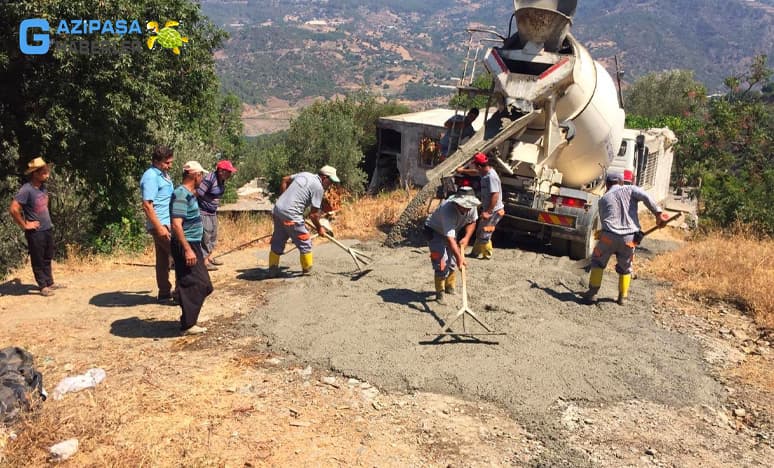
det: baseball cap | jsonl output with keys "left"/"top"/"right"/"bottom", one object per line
{"left": 605, "top": 172, "right": 623, "bottom": 184}
{"left": 183, "top": 161, "right": 208, "bottom": 175}
{"left": 216, "top": 160, "right": 237, "bottom": 173}
{"left": 319, "top": 165, "right": 340, "bottom": 183}
{"left": 473, "top": 152, "right": 489, "bottom": 165}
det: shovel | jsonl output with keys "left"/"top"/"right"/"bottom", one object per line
{"left": 305, "top": 221, "right": 374, "bottom": 271}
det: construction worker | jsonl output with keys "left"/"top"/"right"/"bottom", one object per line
{"left": 583, "top": 172, "right": 667, "bottom": 305}
{"left": 456, "top": 152, "right": 504, "bottom": 259}
{"left": 424, "top": 187, "right": 480, "bottom": 304}
{"left": 268, "top": 165, "right": 340, "bottom": 276}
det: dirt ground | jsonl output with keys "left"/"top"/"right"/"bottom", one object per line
{"left": 1, "top": 234, "right": 772, "bottom": 466}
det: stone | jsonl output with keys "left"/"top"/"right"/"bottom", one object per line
{"left": 49, "top": 439, "right": 79, "bottom": 462}
{"left": 645, "top": 448, "right": 656, "bottom": 456}
{"left": 298, "top": 366, "right": 312, "bottom": 378}
{"left": 734, "top": 408, "right": 746, "bottom": 418}
{"left": 731, "top": 329, "right": 749, "bottom": 341}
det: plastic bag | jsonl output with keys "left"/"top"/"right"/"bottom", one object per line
{"left": 51, "top": 368, "right": 106, "bottom": 400}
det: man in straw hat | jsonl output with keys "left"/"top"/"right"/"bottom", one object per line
{"left": 8, "top": 157, "right": 60, "bottom": 296}
{"left": 267, "top": 165, "right": 340, "bottom": 277}
{"left": 170, "top": 161, "right": 214, "bottom": 335}
{"left": 424, "top": 187, "right": 480, "bottom": 304}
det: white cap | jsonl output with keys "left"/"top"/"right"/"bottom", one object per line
{"left": 319, "top": 165, "right": 340, "bottom": 183}
{"left": 183, "top": 161, "right": 208, "bottom": 175}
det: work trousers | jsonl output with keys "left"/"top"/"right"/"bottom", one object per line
{"left": 150, "top": 228, "right": 173, "bottom": 297}
{"left": 428, "top": 229, "right": 456, "bottom": 278}
{"left": 171, "top": 238, "right": 213, "bottom": 330}
{"left": 590, "top": 231, "right": 636, "bottom": 275}
{"left": 200, "top": 214, "right": 218, "bottom": 258}
{"left": 25, "top": 229, "right": 54, "bottom": 289}
{"left": 270, "top": 217, "right": 312, "bottom": 255}
{"left": 475, "top": 209, "right": 505, "bottom": 242}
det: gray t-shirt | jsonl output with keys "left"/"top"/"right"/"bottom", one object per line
{"left": 425, "top": 200, "right": 478, "bottom": 237}
{"left": 14, "top": 182, "right": 52, "bottom": 231}
{"left": 272, "top": 172, "right": 324, "bottom": 222}
{"left": 480, "top": 168, "right": 504, "bottom": 212}
{"left": 599, "top": 185, "right": 661, "bottom": 235}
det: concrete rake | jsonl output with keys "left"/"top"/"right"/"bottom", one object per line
{"left": 306, "top": 221, "right": 374, "bottom": 272}
{"left": 428, "top": 266, "right": 505, "bottom": 340}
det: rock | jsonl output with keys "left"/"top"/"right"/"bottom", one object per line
{"left": 266, "top": 357, "right": 282, "bottom": 366}
{"left": 63, "top": 363, "right": 74, "bottom": 372}
{"left": 321, "top": 376, "right": 339, "bottom": 388}
{"left": 362, "top": 387, "right": 379, "bottom": 400}
{"left": 731, "top": 329, "right": 749, "bottom": 341}
{"left": 719, "top": 328, "right": 731, "bottom": 335}
{"left": 421, "top": 420, "right": 432, "bottom": 433}
{"left": 347, "top": 378, "right": 360, "bottom": 386}
{"left": 49, "top": 439, "right": 79, "bottom": 462}
{"left": 734, "top": 408, "right": 746, "bottom": 418}
{"left": 298, "top": 366, "right": 312, "bottom": 378}
{"left": 645, "top": 448, "right": 656, "bottom": 456}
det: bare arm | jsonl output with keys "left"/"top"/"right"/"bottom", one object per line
{"left": 483, "top": 192, "right": 499, "bottom": 218}
{"left": 171, "top": 217, "right": 197, "bottom": 266}
{"left": 308, "top": 207, "right": 327, "bottom": 237}
{"left": 142, "top": 200, "right": 170, "bottom": 239}
{"left": 9, "top": 199, "right": 38, "bottom": 231}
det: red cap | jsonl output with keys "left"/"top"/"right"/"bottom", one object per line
{"left": 473, "top": 152, "right": 489, "bottom": 165}
{"left": 216, "top": 160, "right": 237, "bottom": 172}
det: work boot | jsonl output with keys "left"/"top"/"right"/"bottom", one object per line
{"left": 582, "top": 287, "right": 599, "bottom": 304}
{"left": 617, "top": 273, "right": 631, "bottom": 306}
{"left": 300, "top": 252, "right": 313, "bottom": 275}
{"left": 182, "top": 325, "right": 207, "bottom": 336}
{"left": 445, "top": 271, "right": 457, "bottom": 295}
{"left": 469, "top": 242, "right": 484, "bottom": 259}
{"left": 434, "top": 276, "right": 446, "bottom": 305}
{"left": 482, "top": 241, "right": 493, "bottom": 260}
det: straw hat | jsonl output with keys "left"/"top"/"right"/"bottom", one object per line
{"left": 24, "top": 157, "right": 48, "bottom": 175}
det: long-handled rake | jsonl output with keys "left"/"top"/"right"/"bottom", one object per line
{"left": 305, "top": 221, "right": 374, "bottom": 272}
{"left": 428, "top": 266, "right": 505, "bottom": 339}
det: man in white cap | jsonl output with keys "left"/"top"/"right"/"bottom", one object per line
{"left": 583, "top": 172, "right": 667, "bottom": 306}
{"left": 170, "top": 161, "right": 214, "bottom": 335}
{"left": 424, "top": 187, "right": 480, "bottom": 304}
{"left": 8, "top": 157, "right": 60, "bottom": 296}
{"left": 268, "top": 165, "right": 340, "bottom": 276}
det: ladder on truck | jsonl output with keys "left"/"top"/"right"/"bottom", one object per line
{"left": 452, "top": 29, "right": 505, "bottom": 133}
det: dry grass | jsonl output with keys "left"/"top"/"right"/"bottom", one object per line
{"left": 333, "top": 189, "right": 416, "bottom": 239}
{"left": 645, "top": 226, "right": 774, "bottom": 329}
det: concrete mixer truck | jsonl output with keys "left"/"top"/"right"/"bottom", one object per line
{"left": 386, "top": 0, "right": 674, "bottom": 259}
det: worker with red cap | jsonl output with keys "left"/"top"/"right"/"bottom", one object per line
{"left": 196, "top": 158, "right": 238, "bottom": 270}
{"left": 456, "top": 152, "right": 504, "bottom": 259}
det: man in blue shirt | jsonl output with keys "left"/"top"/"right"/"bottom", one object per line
{"left": 8, "top": 157, "right": 58, "bottom": 296}
{"left": 583, "top": 172, "right": 667, "bottom": 305}
{"left": 140, "top": 145, "right": 175, "bottom": 303}
{"left": 170, "top": 161, "right": 213, "bottom": 335}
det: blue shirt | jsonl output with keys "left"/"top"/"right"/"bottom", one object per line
{"left": 599, "top": 185, "right": 661, "bottom": 235}
{"left": 170, "top": 185, "right": 203, "bottom": 242}
{"left": 140, "top": 166, "right": 174, "bottom": 228}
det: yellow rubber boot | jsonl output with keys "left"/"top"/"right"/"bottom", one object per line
{"left": 482, "top": 241, "right": 493, "bottom": 260}
{"left": 445, "top": 271, "right": 457, "bottom": 294}
{"left": 583, "top": 267, "right": 604, "bottom": 303}
{"left": 617, "top": 273, "right": 632, "bottom": 306}
{"left": 300, "top": 252, "right": 313, "bottom": 275}
{"left": 268, "top": 251, "right": 281, "bottom": 277}
{"left": 434, "top": 275, "right": 446, "bottom": 304}
{"left": 470, "top": 242, "right": 484, "bottom": 259}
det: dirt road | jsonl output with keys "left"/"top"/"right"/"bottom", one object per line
{"left": 1, "top": 236, "right": 772, "bottom": 466}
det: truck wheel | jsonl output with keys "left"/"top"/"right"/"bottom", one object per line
{"left": 549, "top": 237, "right": 569, "bottom": 257}
{"left": 569, "top": 214, "right": 600, "bottom": 260}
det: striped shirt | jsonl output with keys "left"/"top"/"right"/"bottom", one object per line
{"left": 599, "top": 185, "right": 661, "bottom": 235}
{"left": 170, "top": 185, "right": 203, "bottom": 241}
{"left": 196, "top": 171, "right": 225, "bottom": 215}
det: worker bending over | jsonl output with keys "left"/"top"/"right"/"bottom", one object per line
{"left": 424, "top": 187, "right": 480, "bottom": 304}
{"left": 456, "top": 152, "right": 504, "bottom": 259}
{"left": 268, "top": 165, "right": 340, "bottom": 276}
{"left": 583, "top": 173, "right": 667, "bottom": 305}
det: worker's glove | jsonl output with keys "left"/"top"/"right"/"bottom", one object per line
{"left": 593, "top": 230, "right": 601, "bottom": 240}
{"left": 633, "top": 231, "right": 645, "bottom": 245}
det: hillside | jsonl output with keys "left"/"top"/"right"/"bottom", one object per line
{"left": 202, "top": 0, "right": 773, "bottom": 107}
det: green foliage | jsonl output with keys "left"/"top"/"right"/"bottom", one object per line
{"left": 93, "top": 216, "right": 147, "bottom": 255}
{"left": 623, "top": 70, "right": 706, "bottom": 118}
{"left": 677, "top": 57, "right": 774, "bottom": 233}
{"left": 450, "top": 73, "right": 493, "bottom": 110}
{"left": 0, "top": 0, "right": 234, "bottom": 275}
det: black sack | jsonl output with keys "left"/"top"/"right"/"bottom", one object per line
{"left": 0, "top": 346, "right": 46, "bottom": 423}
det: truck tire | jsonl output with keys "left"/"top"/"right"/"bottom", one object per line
{"left": 548, "top": 237, "right": 569, "bottom": 257}
{"left": 569, "top": 214, "right": 600, "bottom": 260}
